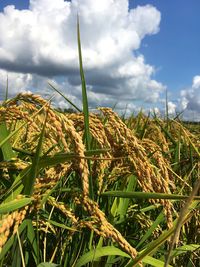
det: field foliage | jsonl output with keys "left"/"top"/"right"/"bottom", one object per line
{"left": 0, "top": 92, "right": 200, "bottom": 267}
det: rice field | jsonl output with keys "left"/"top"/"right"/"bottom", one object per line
{"left": 0, "top": 92, "right": 199, "bottom": 267}
{"left": 0, "top": 22, "right": 200, "bottom": 267}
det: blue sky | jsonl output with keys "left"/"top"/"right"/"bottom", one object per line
{"left": 133, "top": 0, "right": 200, "bottom": 100}
{"left": 0, "top": 0, "right": 29, "bottom": 10}
{"left": 0, "top": 0, "right": 199, "bottom": 120}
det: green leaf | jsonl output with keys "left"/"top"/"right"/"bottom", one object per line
{"left": 77, "top": 16, "right": 90, "bottom": 151}
{"left": 126, "top": 202, "right": 199, "bottom": 267}
{"left": 125, "top": 226, "right": 175, "bottom": 267}
{"left": 48, "top": 82, "right": 81, "bottom": 112}
{"left": 112, "top": 175, "right": 137, "bottom": 224}
{"left": 75, "top": 246, "right": 130, "bottom": 267}
{"left": 37, "top": 263, "right": 59, "bottom": 267}
{"left": 5, "top": 75, "right": 8, "bottom": 101}
{"left": 77, "top": 16, "right": 93, "bottom": 199}
{"left": 171, "top": 244, "right": 200, "bottom": 258}
{"left": 0, "top": 121, "right": 27, "bottom": 150}
{"left": 26, "top": 219, "right": 38, "bottom": 265}
{"left": 136, "top": 212, "right": 165, "bottom": 249}
{"left": 3, "top": 166, "right": 31, "bottom": 202}
{"left": 38, "top": 152, "right": 78, "bottom": 168}
{"left": 118, "top": 175, "right": 136, "bottom": 217}
{"left": 47, "top": 219, "right": 78, "bottom": 232}
{"left": 0, "top": 197, "right": 32, "bottom": 214}
{"left": 142, "top": 255, "right": 173, "bottom": 267}
{"left": 164, "top": 180, "right": 200, "bottom": 267}
{"left": 37, "top": 149, "right": 109, "bottom": 169}
{"left": 23, "top": 112, "right": 47, "bottom": 195}
{"left": 0, "top": 122, "right": 16, "bottom": 160}
{"left": 102, "top": 191, "right": 200, "bottom": 200}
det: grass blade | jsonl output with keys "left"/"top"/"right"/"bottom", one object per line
{"left": 37, "top": 263, "right": 59, "bottom": 267}
{"left": 170, "top": 244, "right": 200, "bottom": 258}
{"left": 142, "top": 255, "right": 173, "bottom": 267}
{"left": 136, "top": 212, "right": 165, "bottom": 249}
{"left": 77, "top": 15, "right": 93, "bottom": 199}
{"left": 102, "top": 191, "right": 200, "bottom": 200}
{"left": 77, "top": 15, "right": 90, "bottom": 151}
{"left": 0, "top": 122, "right": 16, "bottom": 160}
{"left": 0, "top": 197, "right": 32, "bottom": 214}
{"left": 126, "top": 201, "right": 199, "bottom": 267}
{"left": 75, "top": 246, "right": 130, "bottom": 267}
{"left": 26, "top": 219, "right": 38, "bottom": 265}
{"left": 4, "top": 74, "right": 8, "bottom": 102}
{"left": 23, "top": 111, "right": 48, "bottom": 195}
{"left": 164, "top": 178, "right": 200, "bottom": 267}
{"left": 48, "top": 82, "right": 81, "bottom": 112}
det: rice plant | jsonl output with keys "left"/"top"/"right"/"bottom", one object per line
{"left": 0, "top": 20, "right": 200, "bottom": 267}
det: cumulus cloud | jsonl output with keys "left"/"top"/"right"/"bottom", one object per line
{"left": 0, "top": 68, "right": 54, "bottom": 98}
{"left": 180, "top": 76, "right": 200, "bottom": 112}
{"left": 167, "top": 101, "right": 176, "bottom": 115}
{"left": 174, "top": 75, "right": 200, "bottom": 121}
{"left": 0, "top": 69, "right": 33, "bottom": 98}
{"left": 0, "top": 0, "right": 164, "bottom": 111}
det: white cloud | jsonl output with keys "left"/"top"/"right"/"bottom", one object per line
{"left": 176, "top": 75, "right": 200, "bottom": 121}
{"left": 129, "top": 4, "right": 161, "bottom": 38}
{"left": 167, "top": 101, "right": 176, "bottom": 115}
{"left": 0, "top": 0, "right": 164, "bottom": 111}
{"left": 0, "top": 69, "right": 33, "bottom": 96}
{"left": 192, "top": 75, "right": 200, "bottom": 89}
{"left": 181, "top": 76, "right": 200, "bottom": 112}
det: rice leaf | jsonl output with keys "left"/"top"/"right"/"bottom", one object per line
{"left": 23, "top": 111, "right": 48, "bottom": 195}
{"left": 37, "top": 149, "right": 110, "bottom": 168}
{"left": 136, "top": 212, "right": 165, "bottom": 249}
{"left": 126, "top": 202, "right": 199, "bottom": 267}
{"left": 0, "top": 197, "right": 32, "bottom": 214}
{"left": 48, "top": 82, "right": 81, "bottom": 112}
{"left": 171, "top": 244, "right": 200, "bottom": 258}
{"left": 142, "top": 255, "right": 173, "bottom": 267}
{"left": 113, "top": 175, "right": 137, "bottom": 224}
{"left": 164, "top": 179, "right": 200, "bottom": 267}
{"left": 77, "top": 16, "right": 93, "bottom": 199}
{"left": 3, "top": 165, "right": 31, "bottom": 202}
{"left": 5, "top": 75, "right": 8, "bottom": 101}
{"left": 77, "top": 16, "right": 90, "bottom": 150}
{"left": 47, "top": 219, "right": 78, "bottom": 232}
{"left": 26, "top": 219, "right": 38, "bottom": 265}
{"left": 0, "top": 122, "right": 16, "bottom": 160}
{"left": 37, "top": 263, "right": 59, "bottom": 267}
{"left": 102, "top": 191, "right": 200, "bottom": 200}
{"left": 75, "top": 246, "right": 130, "bottom": 267}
